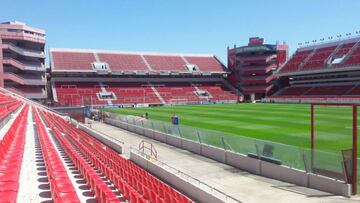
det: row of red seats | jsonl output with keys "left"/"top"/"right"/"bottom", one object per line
{"left": 275, "top": 85, "right": 360, "bottom": 97}
{"left": 54, "top": 82, "right": 238, "bottom": 106}
{"left": 280, "top": 50, "right": 313, "bottom": 72}
{"left": 279, "top": 86, "right": 312, "bottom": 96}
{"left": 0, "top": 95, "right": 17, "bottom": 106}
{"left": 98, "top": 53, "right": 148, "bottom": 71}
{"left": 52, "top": 52, "right": 96, "bottom": 71}
{"left": 155, "top": 84, "right": 202, "bottom": 103}
{"left": 33, "top": 107, "right": 81, "bottom": 203}
{"left": 280, "top": 41, "right": 360, "bottom": 73}
{"left": 42, "top": 110, "right": 192, "bottom": 203}
{"left": 52, "top": 50, "right": 224, "bottom": 72}
{"left": 335, "top": 43, "right": 355, "bottom": 57}
{"left": 143, "top": 55, "right": 187, "bottom": 71}
{"left": 39, "top": 110, "right": 120, "bottom": 203}
{"left": 305, "top": 85, "right": 352, "bottom": 95}
{"left": 64, "top": 126, "right": 176, "bottom": 203}
{"left": 49, "top": 117, "right": 142, "bottom": 203}
{"left": 302, "top": 46, "right": 337, "bottom": 70}
{"left": 184, "top": 56, "right": 224, "bottom": 72}
{"left": 195, "top": 83, "right": 238, "bottom": 101}
{"left": 0, "top": 105, "right": 28, "bottom": 203}
{"left": 343, "top": 45, "right": 360, "bottom": 66}
{"left": 0, "top": 101, "right": 22, "bottom": 122}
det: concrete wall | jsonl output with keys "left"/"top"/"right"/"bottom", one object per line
{"left": 308, "top": 174, "right": 351, "bottom": 197}
{"left": 182, "top": 138, "right": 201, "bottom": 154}
{"left": 201, "top": 144, "right": 226, "bottom": 163}
{"left": 225, "top": 151, "right": 261, "bottom": 175}
{"left": 143, "top": 128, "right": 154, "bottom": 139}
{"left": 166, "top": 134, "right": 182, "bottom": 148}
{"left": 260, "top": 161, "right": 308, "bottom": 187}
{"left": 130, "top": 151, "right": 226, "bottom": 203}
{"left": 153, "top": 131, "right": 167, "bottom": 143}
{"left": 105, "top": 118, "right": 352, "bottom": 197}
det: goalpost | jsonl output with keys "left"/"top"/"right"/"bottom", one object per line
{"left": 311, "top": 103, "right": 358, "bottom": 195}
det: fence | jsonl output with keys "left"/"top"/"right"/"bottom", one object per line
{"left": 107, "top": 112, "right": 360, "bottom": 193}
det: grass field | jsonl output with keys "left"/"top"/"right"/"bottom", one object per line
{"left": 106, "top": 103, "right": 359, "bottom": 154}
{"left": 106, "top": 103, "right": 360, "bottom": 192}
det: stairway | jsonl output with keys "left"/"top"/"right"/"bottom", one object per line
{"left": 298, "top": 48, "right": 317, "bottom": 71}
{"left": 148, "top": 82, "right": 165, "bottom": 104}
{"left": 141, "top": 55, "right": 153, "bottom": 71}
{"left": 326, "top": 43, "right": 343, "bottom": 66}
{"left": 190, "top": 82, "right": 212, "bottom": 99}
{"left": 222, "top": 79, "right": 241, "bottom": 95}
{"left": 341, "top": 40, "right": 360, "bottom": 64}
{"left": 98, "top": 82, "right": 113, "bottom": 105}
{"left": 51, "top": 81, "right": 58, "bottom": 102}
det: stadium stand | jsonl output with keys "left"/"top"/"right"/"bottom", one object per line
{"left": 278, "top": 36, "right": 360, "bottom": 73}
{"left": 52, "top": 51, "right": 96, "bottom": 71}
{"left": 184, "top": 56, "right": 225, "bottom": 72}
{"left": 39, "top": 108, "right": 193, "bottom": 203}
{"left": 54, "top": 82, "right": 108, "bottom": 106}
{"left": 143, "top": 55, "right": 186, "bottom": 71}
{"left": 279, "top": 50, "right": 312, "bottom": 72}
{"left": 50, "top": 48, "right": 240, "bottom": 107}
{"left": 269, "top": 36, "right": 360, "bottom": 103}
{"left": 0, "top": 88, "right": 194, "bottom": 202}
{"left": 301, "top": 46, "right": 338, "bottom": 70}
{"left": 344, "top": 44, "right": 360, "bottom": 66}
{"left": 97, "top": 53, "right": 148, "bottom": 71}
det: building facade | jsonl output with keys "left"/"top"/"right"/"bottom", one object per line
{"left": 228, "top": 37, "right": 288, "bottom": 101}
{"left": 0, "top": 21, "right": 46, "bottom": 99}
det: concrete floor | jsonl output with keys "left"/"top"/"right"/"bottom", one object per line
{"left": 91, "top": 120, "right": 360, "bottom": 203}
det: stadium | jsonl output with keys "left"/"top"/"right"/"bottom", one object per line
{"left": 1, "top": 1, "right": 360, "bottom": 203}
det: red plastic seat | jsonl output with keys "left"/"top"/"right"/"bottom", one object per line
{"left": 0, "top": 181, "right": 19, "bottom": 191}
{"left": 54, "top": 192, "right": 80, "bottom": 203}
{"left": 0, "top": 190, "right": 17, "bottom": 203}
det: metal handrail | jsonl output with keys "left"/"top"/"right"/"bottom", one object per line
{"left": 138, "top": 140, "right": 158, "bottom": 159}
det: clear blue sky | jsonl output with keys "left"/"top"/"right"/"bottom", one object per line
{"left": 1, "top": 0, "right": 359, "bottom": 63}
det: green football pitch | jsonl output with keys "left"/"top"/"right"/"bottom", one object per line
{"left": 106, "top": 103, "right": 359, "bottom": 155}
{"left": 106, "top": 103, "right": 360, "bottom": 192}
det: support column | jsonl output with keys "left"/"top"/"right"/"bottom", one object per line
{"left": 311, "top": 104, "right": 314, "bottom": 170}
{"left": 352, "top": 105, "right": 358, "bottom": 195}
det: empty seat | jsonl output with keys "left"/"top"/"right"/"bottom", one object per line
{"left": 0, "top": 105, "right": 29, "bottom": 202}
{"left": 51, "top": 51, "right": 96, "bottom": 71}
{"left": 37, "top": 109, "right": 193, "bottom": 203}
